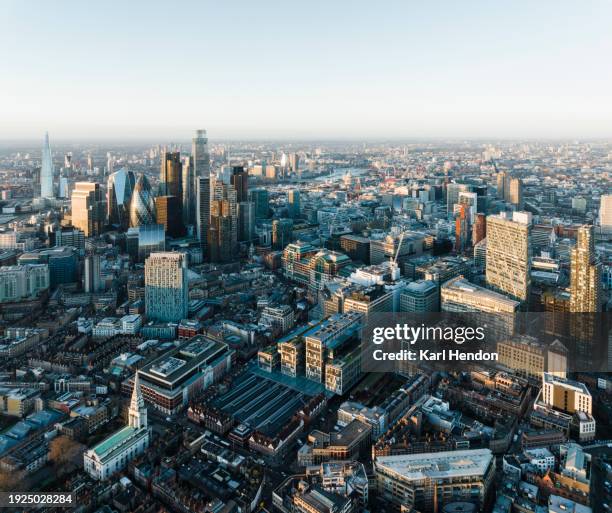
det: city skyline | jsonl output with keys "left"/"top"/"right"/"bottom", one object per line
{"left": 2, "top": 0, "right": 612, "bottom": 140}
{"left": 0, "top": 2, "right": 611, "bottom": 511}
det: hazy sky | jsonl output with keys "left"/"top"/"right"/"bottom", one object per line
{"left": 1, "top": 0, "right": 611, "bottom": 140}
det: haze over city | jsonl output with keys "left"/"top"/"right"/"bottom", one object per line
{"left": 2, "top": 0, "right": 612, "bottom": 140}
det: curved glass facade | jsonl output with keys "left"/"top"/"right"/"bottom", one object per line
{"left": 130, "top": 174, "right": 156, "bottom": 227}
{"left": 108, "top": 167, "right": 136, "bottom": 227}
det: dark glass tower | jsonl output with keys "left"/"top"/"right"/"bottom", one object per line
{"left": 107, "top": 167, "right": 136, "bottom": 229}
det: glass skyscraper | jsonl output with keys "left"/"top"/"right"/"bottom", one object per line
{"left": 40, "top": 131, "right": 54, "bottom": 198}
{"left": 107, "top": 167, "right": 136, "bottom": 228}
{"left": 130, "top": 174, "right": 156, "bottom": 227}
{"left": 192, "top": 129, "right": 210, "bottom": 178}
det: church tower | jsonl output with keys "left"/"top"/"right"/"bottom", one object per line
{"left": 128, "top": 373, "right": 147, "bottom": 430}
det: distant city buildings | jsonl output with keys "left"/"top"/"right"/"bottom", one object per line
{"left": 40, "top": 132, "right": 54, "bottom": 199}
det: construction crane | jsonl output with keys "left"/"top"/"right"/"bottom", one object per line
{"left": 388, "top": 231, "right": 405, "bottom": 281}
{"left": 393, "top": 231, "right": 405, "bottom": 266}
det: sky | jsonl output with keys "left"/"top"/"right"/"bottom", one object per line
{"left": 1, "top": 0, "right": 611, "bottom": 141}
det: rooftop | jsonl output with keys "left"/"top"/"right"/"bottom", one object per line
{"left": 376, "top": 448, "right": 493, "bottom": 480}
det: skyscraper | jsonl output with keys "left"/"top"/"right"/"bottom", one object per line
{"left": 195, "top": 177, "right": 210, "bottom": 258}
{"left": 496, "top": 171, "right": 507, "bottom": 200}
{"left": 454, "top": 204, "right": 470, "bottom": 254}
{"left": 107, "top": 167, "right": 136, "bottom": 229}
{"left": 155, "top": 196, "right": 183, "bottom": 238}
{"left": 160, "top": 151, "right": 183, "bottom": 198}
{"left": 289, "top": 153, "right": 300, "bottom": 175}
{"left": 71, "top": 182, "right": 106, "bottom": 237}
{"left": 446, "top": 182, "right": 471, "bottom": 216}
{"left": 208, "top": 180, "right": 238, "bottom": 263}
{"left": 130, "top": 174, "right": 156, "bottom": 227}
{"left": 272, "top": 218, "right": 293, "bottom": 250}
{"left": 40, "top": 131, "right": 54, "bottom": 198}
{"left": 145, "top": 252, "right": 188, "bottom": 323}
{"left": 288, "top": 189, "right": 301, "bottom": 218}
{"left": 486, "top": 211, "right": 531, "bottom": 303}
{"left": 182, "top": 156, "right": 194, "bottom": 226}
{"left": 83, "top": 253, "right": 102, "bottom": 293}
{"left": 249, "top": 188, "right": 269, "bottom": 219}
{"left": 472, "top": 213, "right": 486, "bottom": 246}
{"left": 570, "top": 225, "right": 601, "bottom": 313}
{"left": 192, "top": 129, "right": 210, "bottom": 177}
{"left": 600, "top": 195, "right": 612, "bottom": 235}
{"left": 508, "top": 177, "right": 523, "bottom": 209}
{"left": 230, "top": 166, "right": 248, "bottom": 203}
{"left": 238, "top": 201, "right": 255, "bottom": 242}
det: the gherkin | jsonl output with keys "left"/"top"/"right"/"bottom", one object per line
{"left": 129, "top": 174, "right": 156, "bottom": 227}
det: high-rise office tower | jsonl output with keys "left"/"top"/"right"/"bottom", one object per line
{"left": 129, "top": 174, "right": 156, "bottom": 227}
{"left": 600, "top": 195, "right": 612, "bottom": 235}
{"left": 182, "top": 156, "right": 194, "bottom": 226}
{"left": 40, "top": 131, "right": 54, "bottom": 198}
{"left": 472, "top": 213, "right": 486, "bottom": 246}
{"left": 107, "top": 167, "right": 136, "bottom": 229}
{"left": 87, "top": 154, "right": 94, "bottom": 172}
{"left": 272, "top": 218, "right": 293, "bottom": 250}
{"left": 58, "top": 176, "right": 69, "bottom": 199}
{"left": 155, "top": 196, "right": 183, "bottom": 238}
{"left": 64, "top": 153, "right": 72, "bottom": 170}
{"left": 126, "top": 224, "right": 165, "bottom": 263}
{"left": 486, "top": 211, "right": 531, "bottom": 303}
{"left": 230, "top": 166, "right": 248, "bottom": 203}
{"left": 195, "top": 177, "right": 210, "bottom": 257}
{"left": 496, "top": 171, "right": 507, "bottom": 200}
{"left": 71, "top": 182, "right": 106, "bottom": 237}
{"left": 570, "top": 225, "right": 601, "bottom": 313}
{"left": 160, "top": 151, "right": 183, "bottom": 233}
{"left": 288, "top": 189, "right": 301, "bottom": 218}
{"left": 160, "top": 151, "right": 182, "bottom": 198}
{"left": 83, "top": 253, "right": 102, "bottom": 293}
{"left": 192, "top": 129, "right": 210, "bottom": 177}
{"left": 446, "top": 182, "right": 471, "bottom": 215}
{"left": 289, "top": 153, "right": 299, "bottom": 175}
{"left": 508, "top": 177, "right": 523, "bottom": 209}
{"left": 249, "top": 188, "right": 269, "bottom": 219}
{"left": 144, "top": 252, "right": 188, "bottom": 323}
{"left": 454, "top": 204, "right": 470, "bottom": 254}
{"left": 238, "top": 201, "right": 255, "bottom": 242}
{"left": 208, "top": 179, "right": 238, "bottom": 263}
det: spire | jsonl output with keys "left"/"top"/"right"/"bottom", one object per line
{"left": 40, "top": 131, "right": 54, "bottom": 199}
{"left": 128, "top": 373, "right": 147, "bottom": 429}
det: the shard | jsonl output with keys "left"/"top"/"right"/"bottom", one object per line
{"left": 40, "top": 131, "right": 54, "bottom": 198}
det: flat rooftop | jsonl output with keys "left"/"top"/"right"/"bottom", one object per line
{"left": 376, "top": 448, "right": 493, "bottom": 480}
{"left": 139, "top": 336, "right": 227, "bottom": 386}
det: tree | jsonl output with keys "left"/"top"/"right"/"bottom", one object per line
{"left": 48, "top": 436, "right": 85, "bottom": 473}
{"left": 0, "top": 470, "right": 26, "bottom": 492}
